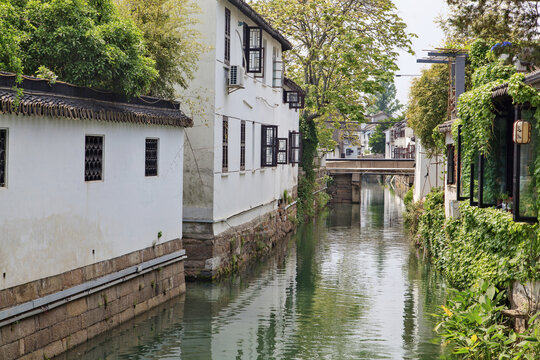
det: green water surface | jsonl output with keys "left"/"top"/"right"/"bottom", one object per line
{"left": 62, "top": 183, "right": 447, "bottom": 360}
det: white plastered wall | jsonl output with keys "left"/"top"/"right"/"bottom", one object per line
{"left": 183, "top": 0, "right": 299, "bottom": 236}
{"left": 0, "top": 114, "right": 184, "bottom": 289}
{"left": 413, "top": 141, "right": 444, "bottom": 202}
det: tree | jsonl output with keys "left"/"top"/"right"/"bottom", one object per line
{"left": 368, "top": 115, "right": 402, "bottom": 154}
{"left": 0, "top": 0, "right": 157, "bottom": 97}
{"left": 406, "top": 64, "right": 449, "bottom": 156}
{"left": 115, "top": 0, "right": 204, "bottom": 99}
{"left": 440, "top": 0, "right": 540, "bottom": 65}
{"left": 251, "top": 0, "right": 413, "bottom": 124}
{"left": 367, "top": 81, "right": 403, "bottom": 116}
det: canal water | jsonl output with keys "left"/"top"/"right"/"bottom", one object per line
{"left": 63, "top": 183, "right": 447, "bottom": 360}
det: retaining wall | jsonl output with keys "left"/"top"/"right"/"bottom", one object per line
{"left": 0, "top": 239, "right": 186, "bottom": 360}
{"left": 183, "top": 206, "right": 297, "bottom": 280}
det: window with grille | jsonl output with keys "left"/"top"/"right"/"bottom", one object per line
{"left": 289, "top": 131, "right": 301, "bottom": 164}
{"left": 0, "top": 129, "right": 6, "bottom": 187}
{"left": 261, "top": 125, "right": 277, "bottom": 167}
{"left": 253, "top": 38, "right": 266, "bottom": 79}
{"left": 145, "top": 138, "right": 159, "bottom": 176}
{"left": 85, "top": 135, "right": 103, "bottom": 181}
{"left": 225, "top": 8, "right": 231, "bottom": 65}
{"left": 277, "top": 138, "right": 288, "bottom": 164}
{"left": 244, "top": 26, "right": 263, "bottom": 73}
{"left": 240, "top": 121, "right": 246, "bottom": 170}
{"left": 283, "top": 91, "right": 305, "bottom": 109}
{"left": 222, "top": 116, "right": 229, "bottom": 172}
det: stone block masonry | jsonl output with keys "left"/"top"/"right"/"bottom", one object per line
{"left": 0, "top": 239, "right": 186, "bottom": 360}
{"left": 184, "top": 206, "right": 297, "bottom": 280}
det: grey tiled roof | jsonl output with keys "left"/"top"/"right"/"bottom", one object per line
{"left": 0, "top": 73, "right": 192, "bottom": 127}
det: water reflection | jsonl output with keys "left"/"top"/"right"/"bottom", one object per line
{"left": 62, "top": 183, "right": 446, "bottom": 360}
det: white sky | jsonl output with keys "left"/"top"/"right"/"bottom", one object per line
{"left": 393, "top": 0, "right": 448, "bottom": 107}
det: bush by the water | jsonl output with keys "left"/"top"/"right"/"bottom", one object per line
{"left": 406, "top": 187, "right": 540, "bottom": 358}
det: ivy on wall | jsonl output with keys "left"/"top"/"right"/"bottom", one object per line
{"left": 417, "top": 188, "right": 539, "bottom": 290}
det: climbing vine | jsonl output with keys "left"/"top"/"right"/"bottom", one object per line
{"left": 296, "top": 113, "right": 319, "bottom": 222}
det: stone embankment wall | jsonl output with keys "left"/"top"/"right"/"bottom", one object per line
{"left": 184, "top": 206, "right": 297, "bottom": 280}
{"left": 327, "top": 173, "right": 361, "bottom": 203}
{"left": 0, "top": 239, "right": 186, "bottom": 360}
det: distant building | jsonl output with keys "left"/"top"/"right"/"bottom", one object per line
{"left": 180, "top": 0, "right": 302, "bottom": 279}
{"left": 384, "top": 120, "right": 415, "bottom": 159}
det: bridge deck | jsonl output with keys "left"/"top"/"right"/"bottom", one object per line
{"left": 326, "top": 158, "right": 415, "bottom": 175}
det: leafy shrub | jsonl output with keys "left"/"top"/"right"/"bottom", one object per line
{"left": 436, "top": 280, "right": 540, "bottom": 359}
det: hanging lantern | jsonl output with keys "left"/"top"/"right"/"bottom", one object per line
{"left": 513, "top": 120, "right": 532, "bottom": 144}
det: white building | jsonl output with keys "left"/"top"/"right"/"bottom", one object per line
{"left": 0, "top": 76, "right": 190, "bottom": 290}
{"left": 0, "top": 74, "right": 191, "bottom": 358}
{"left": 181, "top": 0, "right": 301, "bottom": 278}
{"left": 384, "top": 120, "right": 415, "bottom": 159}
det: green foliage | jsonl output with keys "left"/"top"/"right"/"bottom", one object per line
{"left": 412, "top": 187, "right": 540, "bottom": 290}
{"left": 252, "top": 0, "right": 413, "bottom": 123}
{"left": 406, "top": 64, "right": 449, "bottom": 156}
{"left": 367, "top": 81, "right": 403, "bottom": 116}
{"left": 404, "top": 187, "right": 413, "bottom": 206}
{"left": 441, "top": 1, "right": 540, "bottom": 66}
{"left": 1, "top": 0, "right": 157, "bottom": 97}
{"left": 468, "top": 38, "right": 491, "bottom": 70}
{"left": 403, "top": 187, "right": 424, "bottom": 236}
{"left": 456, "top": 41, "right": 540, "bottom": 218}
{"left": 435, "top": 280, "right": 540, "bottom": 359}
{"left": 368, "top": 115, "right": 402, "bottom": 155}
{"left": 115, "top": 0, "right": 204, "bottom": 99}
{"left": 0, "top": 2, "right": 24, "bottom": 82}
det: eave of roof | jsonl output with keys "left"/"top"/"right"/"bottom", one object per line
{"left": 492, "top": 69, "right": 540, "bottom": 99}
{"left": 0, "top": 73, "right": 192, "bottom": 128}
{"left": 283, "top": 77, "right": 305, "bottom": 95}
{"left": 438, "top": 119, "right": 454, "bottom": 133}
{"left": 227, "top": 0, "right": 292, "bottom": 51}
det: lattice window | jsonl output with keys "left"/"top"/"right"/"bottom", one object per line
{"left": 240, "top": 121, "right": 246, "bottom": 171}
{"left": 225, "top": 8, "right": 231, "bottom": 65}
{"left": 277, "top": 138, "right": 288, "bottom": 164}
{"left": 145, "top": 138, "right": 158, "bottom": 176}
{"left": 85, "top": 135, "right": 103, "bottom": 181}
{"left": 244, "top": 26, "right": 263, "bottom": 73}
{"left": 289, "top": 131, "right": 301, "bottom": 164}
{"left": 0, "top": 129, "right": 6, "bottom": 187}
{"left": 222, "top": 116, "right": 229, "bottom": 172}
{"left": 261, "top": 125, "right": 277, "bottom": 167}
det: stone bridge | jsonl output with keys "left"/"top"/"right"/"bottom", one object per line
{"left": 326, "top": 158, "right": 415, "bottom": 203}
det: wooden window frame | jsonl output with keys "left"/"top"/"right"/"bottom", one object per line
{"left": 240, "top": 120, "right": 246, "bottom": 171}
{"left": 261, "top": 125, "right": 277, "bottom": 167}
{"left": 145, "top": 138, "right": 159, "bottom": 177}
{"left": 224, "top": 8, "right": 231, "bottom": 65}
{"left": 512, "top": 105, "right": 538, "bottom": 223}
{"left": 447, "top": 144, "right": 455, "bottom": 185}
{"left": 0, "top": 129, "right": 6, "bottom": 187}
{"left": 277, "top": 138, "right": 288, "bottom": 164}
{"left": 272, "top": 47, "right": 283, "bottom": 88}
{"left": 222, "top": 116, "right": 229, "bottom": 172}
{"left": 244, "top": 26, "right": 263, "bottom": 73}
{"left": 289, "top": 131, "right": 301, "bottom": 164}
{"left": 85, "top": 135, "right": 104, "bottom": 182}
